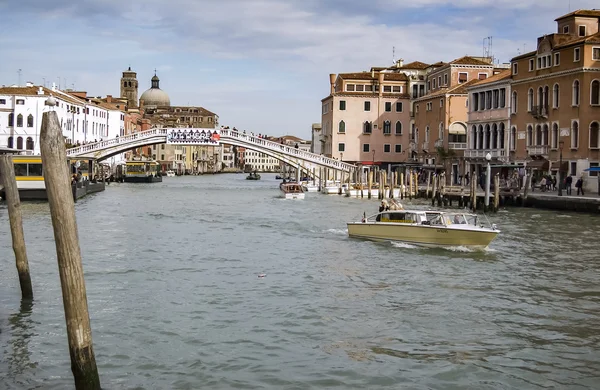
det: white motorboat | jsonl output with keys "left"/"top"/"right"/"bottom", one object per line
{"left": 166, "top": 170, "right": 176, "bottom": 177}
{"left": 347, "top": 200, "right": 500, "bottom": 249}
{"left": 301, "top": 182, "right": 319, "bottom": 192}
{"left": 279, "top": 182, "right": 305, "bottom": 199}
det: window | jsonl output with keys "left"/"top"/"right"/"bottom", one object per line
{"left": 555, "top": 52, "right": 560, "bottom": 66}
{"left": 415, "top": 104, "right": 419, "bottom": 113}
{"left": 579, "top": 25, "right": 586, "bottom": 37}
{"left": 338, "top": 143, "right": 345, "bottom": 152}
{"left": 161, "top": 154, "right": 165, "bottom": 160}
{"left": 16, "top": 114, "right": 23, "bottom": 127}
{"left": 443, "top": 74, "right": 448, "bottom": 86}
{"left": 511, "top": 126, "right": 517, "bottom": 150}
{"left": 573, "top": 80, "right": 580, "bottom": 106}
{"left": 346, "top": 84, "right": 355, "bottom": 92}
{"left": 0, "top": 99, "right": 5, "bottom": 104}
{"left": 591, "top": 80, "right": 600, "bottom": 105}
{"left": 385, "top": 102, "right": 392, "bottom": 112}
{"left": 26, "top": 137, "right": 34, "bottom": 150}
{"left": 395, "top": 121, "right": 402, "bottom": 135}
{"left": 478, "top": 73, "right": 488, "bottom": 80}
{"left": 395, "top": 144, "right": 402, "bottom": 153}
{"left": 27, "top": 114, "right": 33, "bottom": 127}
{"left": 572, "top": 121, "right": 579, "bottom": 148}
{"left": 338, "top": 120, "right": 345, "bottom": 133}
{"left": 383, "top": 121, "right": 391, "bottom": 134}
{"left": 553, "top": 84, "right": 560, "bottom": 108}
{"left": 339, "top": 100, "right": 346, "bottom": 110}
{"left": 529, "top": 59, "right": 534, "bottom": 71}
{"left": 383, "top": 86, "right": 392, "bottom": 92}
{"left": 590, "top": 122, "right": 600, "bottom": 149}
{"left": 589, "top": 162, "right": 599, "bottom": 177}
{"left": 364, "top": 101, "right": 370, "bottom": 111}
{"left": 16, "top": 136, "right": 23, "bottom": 149}
{"left": 438, "top": 76, "right": 441, "bottom": 87}
{"left": 393, "top": 86, "right": 401, "bottom": 93}
{"left": 500, "top": 88, "right": 506, "bottom": 108}
{"left": 570, "top": 161, "right": 577, "bottom": 176}
{"left": 440, "top": 98, "right": 444, "bottom": 107}
{"left": 458, "top": 73, "right": 468, "bottom": 83}
{"left": 473, "top": 93, "right": 479, "bottom": 111}
{"left": 356, "top": 85, "right": 364, "bottom": 92}
{"left": 563, "top": 25, "right": 569, "bottom": 34}
{"left": 363, "top": 144, "right": 370, "bottom": 152}
{"left": 383, "top": 144, "right": 391, "bottom": 153}
{"left": 8, "top": 113, "right": 14, "bottom": 126}
{"left": 363, "top": 121, "right": 372, "bottom": 134}
{"left": 594, "top": 48, "right": 600, "bottom": 60}
{"left": 551, "top": 123, "right": 559, "bottom": 149}
{"left": 527, "top": 125, "right": 533, "bottom": 146}
{"left": 7, "top": 136, "right": 13, "bottom": 148}
{"left": 512, "top": 63, "right": 518, "bottom": 75}
{"left": 396, "top": 102, "right": 403, "bottom": 112}
{"left": 16, "top": 99, "right": 24, "bottom": 105}
{"left": 574, "top": 48, "right": 580, "bottom": 62}
{"left": 512, "top": 91, "right": 518, "bottom": 114}
{"left": 322, "top": 103, "right": 329, "bottom": 114}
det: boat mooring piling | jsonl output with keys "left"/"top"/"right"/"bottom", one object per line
{"left": 0, "top": 154, "right": 33, "bottom": 299}
{"left": 40, "top": 111, "right": 101, "bottom": 390}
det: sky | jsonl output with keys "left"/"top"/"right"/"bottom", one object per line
{"left": 1, "top": 0, "right": 598, "bottom": 138}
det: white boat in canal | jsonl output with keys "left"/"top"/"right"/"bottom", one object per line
{"left": 301, "top": 182, "right": 319, "bottom": 192}
{"left": 280, "top": 182, "right": 305, "bottom": 199}
{"left": 165, "top": 170, "right": 176, "bottom": 177}
{"left": 347, "top": 200, "right": 500, "bottom": 249}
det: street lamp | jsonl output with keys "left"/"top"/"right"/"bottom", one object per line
{"left": 558, "top": 140, "right": 564, "bottom": 196}
{"left": 484, "top": 152, "right": 492, "bottom": 210}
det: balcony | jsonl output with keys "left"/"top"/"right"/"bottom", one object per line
{"left": 527, "top": 145, "right": 549, "bottom": 156}
{"left": 531, "top": 105, "right": 549, "bottom": 119}
{"left": 448, "top": 142, "right": 467, "bottom": 150}
{"left": 464, "top": 149, "right": 507, "bottom": 159}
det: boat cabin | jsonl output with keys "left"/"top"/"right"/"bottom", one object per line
{"left": 281, "top": 183, "right": 303, "bottom": 193}
{"left": 370, "top": 210, "right": 478, "bottom": 227}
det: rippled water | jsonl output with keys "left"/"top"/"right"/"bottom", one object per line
{"left": 1, "top": 173, "right": 600, "bottom": 389}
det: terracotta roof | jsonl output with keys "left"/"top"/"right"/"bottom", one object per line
{"left": 321, "top": 93, "right": 412, "bottom": 101}
{"left": 0, "top": 86, "right": 42, "bottom": 95}
{"left": 414, "top": 79, "right": 479, "bottom": 101}
{"left": 471, "top": 69, "right": 512, "bottom": 86}
{"left": 398, "top": 61, "right": 430, "bottom": 70}
{"left": 555, "top": 9, "right": 600, "bottom": 21}
{"left": 339, "top": 72, "right": 408, "bottom": 81}
{"left": 555, "top": 31, "right": 600, "bottom": 48}
{"left": 426, "top": 61, "right": 446, "bottom": 69}
{"left": 450, "top": 56, "right": 493, "bottom": 66}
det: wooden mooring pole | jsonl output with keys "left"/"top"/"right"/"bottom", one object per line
{"left": 0, "top": 154, "right": 33, "bottom": 299}
{"left": 40, "top": 111, "right": 101, "bottom": 390}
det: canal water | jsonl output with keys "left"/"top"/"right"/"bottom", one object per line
{"left": 1, "top": 173, "right": 599, "bottom": 389}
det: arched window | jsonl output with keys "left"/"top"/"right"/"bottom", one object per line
{"left": 590, "top": 122, "right": 599, "bottom": 149}
{"left": 363, "top": 121, "right": 371, "bottom": 134}
{"left": 26, "top": 137, "right": 34, "bottom": 150}
{"left": 471, "top": 125, "right": 477, "bottom": 149}
{"left": 499, "top": 123, "right": 505, "bottom": 149}
{"left": 338, "top": 120, "right": 345, "bottom": 133}
{"left": 491, "top": 124, "right": 498, "bottom": 149}
{"left": 527, "top": 88, "right": 534, "bottom": 111}
{"left": 592, "top": 80, "right": 600, "bottom": 105}
{"left": 383, "top": 120, "right": 391, "bottom": 134}
{"left": 511, "top": 91, "right": 517, "bottom": 114}
{"left": 537, "top": 87, "right": 543, "bottom": 109}
{"left": 543, "top": 86, "right": 549, "bottom": 109}
{"left": 16, "top": 136, "right": 23, "bottom": 149}
{"left": 16, "top": 114, "right": 23, "bottom": 127}
{"left": 478, "top": 125, "right": 484, "bottom": 149}
{"left": 573, "top": 80, "right": 580, "bottom": 106}
{"left": 8, "top": 113, "right": 14, "bottom": 126}
{"left": 7, "top": 136, "right": 13, "bottom": 148}
{"left": 527, "top": 125, "right": 533, "bottom": 146}
{"left": 536, "top": 125, "right": 542, "bottom": 146}
{"left": 553, "top": 84, "right": 560, "bottom": 108}
{"left": 395, "top": 121, "right": 402, "bottom": 135}
{"left": 123, "top": 81, "right": 127, "bottom": 87}
{"left": 485, "top": 124, "right": 491, "bottom": 149}
{"left": 438, "top": 123, "right": 444, "bottom": 141}
{"left": 542, "top": 124, "right": 549, "bottom": 146}
{"left": 425, "top": 126, "right": 430, "bottom": 143}
{"left": 27, "top": 114, "right": 34, "bottom": 127}
{"left": 572, "top": 121, "right": 579, "bottom": 148}
{"left": 510, "top": 126, "right": 517, "bottom": 151}
{"left": 552, "top": 123, "right": 559, "bottom": 149}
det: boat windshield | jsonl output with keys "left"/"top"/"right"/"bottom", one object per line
{"left": 444, "top": 213, "right": 478, "bottom": 226}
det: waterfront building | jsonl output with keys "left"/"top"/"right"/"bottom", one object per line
{"left": 311, "top": 123, "right": 322, "bottom": 154}
{"left": 321, "top": 69, "right": 411, "bottom": 166}
{"left": 509, "top": 9, "right": 600, "bottom": 192}
{"left": 244, "top": 150, "right": 280, "bottom": 172}
{"left": 465, "top": 69, "right": 513, "bottom": 180}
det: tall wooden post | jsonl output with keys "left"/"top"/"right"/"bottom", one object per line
{"left": 390, "top": 171, "right": 395, "bottom": 199}
{"left": 0, "top": 154, "right": 33, "bottom": 299}
{"left": 471, "top": 170, "right": 477, "bottom": 212}
{"left": 494, "top": 174, "right": 500, "bottom": 212}
{"left": 367, "top": 170, "right": 373, "bottom": 199}
{"left": 399, "top": 172, "right": 404, "bottom": 199}
{"left": 40, "top": 111, "right": 101, "bottom": 390}
{"left": 431, "top": 174, "right": 437, "bottom": 207}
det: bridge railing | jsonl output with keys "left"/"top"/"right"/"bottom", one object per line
{"left": 66, "top": 128, "right": 168, "bottom": 157}
{"left": 220, "top": 129, "right": 355, "bottom": 171}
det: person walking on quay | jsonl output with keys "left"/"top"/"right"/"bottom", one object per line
{"left": 565, "top": 175, "right": 573, "bottom": 195}
{"left": 575, "top": 177, "right": 584, "bottom": 196}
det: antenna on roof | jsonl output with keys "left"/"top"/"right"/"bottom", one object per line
{"left": 17, "top": 69, "right": 22, "bottom": 86}
{"left": 392, "top": 46, "right": 396, "bottom": 63}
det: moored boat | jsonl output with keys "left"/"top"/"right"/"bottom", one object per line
{"left": 165, "top": 170, "right": 176, "bottom": 177}
{"left": 279, "top": 181, "right": 305, "bottom": 199}
{"left": 347, "top": 200, "right": 499, "bottom": 249}
{"left": 246, "top": 171, "right": 261, "bottom": 180}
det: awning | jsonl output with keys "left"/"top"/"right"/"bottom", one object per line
{"left": 550, "top": 161, "right": 569, "bottom": 172}
{"left": 584, "top": 167, "right": 600, "bottom": 172}
{"left": 526, "top": 159, "right": 549, "bottom": 170}
{"left": 448, "top": 122, "right": 467, "bottom": 135}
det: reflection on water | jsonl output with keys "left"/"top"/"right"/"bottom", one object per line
{"left": 1, "top": 174, "right": 600, "bottom": 389}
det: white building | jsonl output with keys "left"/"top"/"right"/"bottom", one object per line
{"left": 244, "top": 150, "right": 280, "bottom": 172}
{"left": 311, "top": 123, "right": 322, "bottom": 154}
{"left": 221, "top": 144, "right": 236, "bottom": 169}
{"left": 0, "top": 83, "right": 124, "bottom": 155}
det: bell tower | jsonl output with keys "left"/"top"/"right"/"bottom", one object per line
{"left": 120, "top": 67, "right": 138, "bottom": 108}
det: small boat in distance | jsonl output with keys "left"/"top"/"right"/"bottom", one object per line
{"left": 347, "top": 200, "right": 499, "bottom": 249}
{"left": 246, "top": 171, "right": 261, "bottom": 180}
{"left": 279, "top": 181, "right": 305, "bottom": 199}
{"left": 165, "top": 170, "right": 176, "bottom": 177}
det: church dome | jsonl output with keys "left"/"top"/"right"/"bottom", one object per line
{"left": 140, "top": 73, "right": 170, "bottom": 107}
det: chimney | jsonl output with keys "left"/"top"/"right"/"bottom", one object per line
{"left": 378, "top": 72, "right": 385, "bottom": 96}
{"left": 396, "top": 58, "right": 404, "bottom": 68}
{"left": 107, "top": 95, "right": 112, "bottom": 103}
{"left": 26, "top": 81, "right": 33, "bottom": 87}
{"left": 371, "top": 69, "right": 375, "bottom": 78}
{"left": 329, "top": 74, "right": 336, "bottom": 94}
{"left": 37, "top": 86, "right": 44, "bottom": 95}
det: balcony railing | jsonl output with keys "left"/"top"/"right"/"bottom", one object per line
{"left": 527, "top": 145, "right": 549, "bottom": 156}
{"left": 464, "top": 149, "right": 507, "bottom": 159}
{"left": 531, "top": 105, "right": 549, "bottom": 119}
{"left": 448, "top": 142, "right": 467, "bottom": 150}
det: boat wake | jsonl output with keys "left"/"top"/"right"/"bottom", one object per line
{"left": 390, "top": 242, "right": 418, "bottom": 249}
{"left": 323, "top": 228, "right": 348, "bottom": 235}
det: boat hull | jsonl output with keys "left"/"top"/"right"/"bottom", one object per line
{"left": 347, "top": 222, "right": 498, "bottom": 249}
{"left": 281, "top": 191, "right": 305, "bottom": 200}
